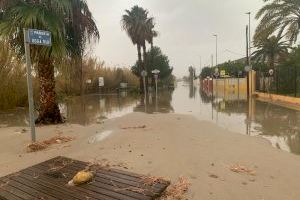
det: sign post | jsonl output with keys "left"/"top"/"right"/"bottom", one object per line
{"left": 23, "top": 28, "right": 52, "bottom": 142}
{"left": 141, "top": 70, "right": 147, "bottom": 104}
{"left": 151, "top": 69, "right": 160, "bottom": 97}
{"left": 98, "top": 77, "right": 104, "bottom": 94}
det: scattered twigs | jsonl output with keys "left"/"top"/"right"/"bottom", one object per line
{"left": 140, "top": 175, "right": 170, "bottom": 186}
{"left": 160, "top": 177, "right": 190, "bottom": 200}
{"left": 229, "top": 164, "right": 256, "bottom": 176}
{"left": 121, "top": 125, "right": 146, "bottom": 130}
{"left": 27, "top": 135, "right": 74, "bottom": 152}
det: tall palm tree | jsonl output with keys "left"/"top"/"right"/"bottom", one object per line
{"left": 122, "top": 6, "right": 146, "bottom": 69}
{"left": 0, "top": 0, "right": 99, "bottom": 124}
{"left": 121, "top": 5, "right": 155, "bottom": 92}
{"left": 255, "top": 0, "right": 300, "bottom": 44}
{"left": 252, "top": 36, "right": 291, "bottom": 69}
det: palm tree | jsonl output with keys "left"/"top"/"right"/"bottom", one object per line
{"left": 122, "top": 6, "right": 146, "bottom": 70}
{"left": 252, "top": 36, "right": 291, "bottom": 69}
{"left": 255, "top": 0, "right": 300, "bottom": 44}
{"left": 0, "top": 0, "right": 99, "bottom": 124}
{"left": 121, "top": 5, "right": 155, "bottom": 92}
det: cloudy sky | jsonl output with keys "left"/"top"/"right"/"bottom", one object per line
{"left": 86, "top": 0, "right": 264, "bottom": 77}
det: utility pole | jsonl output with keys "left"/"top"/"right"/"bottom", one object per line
{"left": 246, "top": 25, "right": 249, "bottom": 65}
{"left": 246, "top": 12, "right": 251, "bottom": 67}
{"left": 213, "top": 34, "right": 218, "bottom": 67}
{"left": 246, "top": 12, "right": 252, "bottom": 96}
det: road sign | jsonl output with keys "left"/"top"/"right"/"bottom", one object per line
{"left": 152, "top": 69, "right": 160, "bottom": 74}
{"left": 245, "top": 65, "right": 252, "bottom": 72}
{"left": 27, "top": 29, "right": 52, "bottom": 46}
{"left": 99, "top": 77, "right": 104, "bottom": 87}
{"left": 141, "top": 70, "right": 147, "bottom": 77}
{"left": 220, "top": 70, "right": 226, "bottom": 77}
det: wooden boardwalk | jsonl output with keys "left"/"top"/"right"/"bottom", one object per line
{"left": 0, "top": 157, "right": 170, "bottom": 200}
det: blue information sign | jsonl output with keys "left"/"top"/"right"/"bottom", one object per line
{"left": 27, "top": 29, "right": 52, "bottom": 46}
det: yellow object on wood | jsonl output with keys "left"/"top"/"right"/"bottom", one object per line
{"left": 68, "top": 170, "right": 94, "bottom": 186}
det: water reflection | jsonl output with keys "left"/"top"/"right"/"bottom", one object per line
{"left": 199, "top": 84, "right": 300, "bottom": 155}
{"left": 61, "top": 94, "right": 140, "bottom": 125}
{"left": 1, "top": 83, "right": 300, "bottom": 155}
{"left": 134, "top": 90, "right": 174, "bottom": 114}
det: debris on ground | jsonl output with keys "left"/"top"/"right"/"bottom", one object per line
{"left": 86, "top": 158, "right": 129, "bottom": 171}
{"left": 140, "top": 175, "right": 170, "bottom": 186}
{"left": 229, "top": 164, "right": 256, "bottom": 176}
{"left": 209, "top": 174, "right": 219, "bottom": 179}
{"left": 14, "top": 128, "right": 27, "bottom": 134}
{"left": 27, "top": 134, "right": 75, "bottom": 152}
{"left": 160, "top": 177, "right": 190, "bottom": 200}
{"left": 120, "top": 125, "right": 146, "bottom": 130}
{"left": 68, "top": 170, "right": 95, "bottom": 186}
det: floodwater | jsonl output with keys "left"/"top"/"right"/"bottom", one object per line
{"left": 1, "top": 83, "right": 300, "bottom": 155}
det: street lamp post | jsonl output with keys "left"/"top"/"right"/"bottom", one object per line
{"left": 152, "top": 69, "right": 160, "bottom": 97}
{"left": 246, "top": 12, "right": 251, "bottom": 67}
{"left": 141, "top": 70, "right": 147, "bottom": 104}
{"left": 246, "top": 12, "right": 253, "bottom": 96}
{"left": 213, "top": 34, "right": 218, "bottom": 68}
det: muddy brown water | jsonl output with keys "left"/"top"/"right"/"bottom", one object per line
{"left": 1, "top": 83, "right": 300, "bottom": 155}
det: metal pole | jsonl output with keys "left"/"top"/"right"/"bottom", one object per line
{"left": 143, "top": 76, "right": 147, "bottom": 104}
{"left": 23, "top": 28, "right": 36, "bottom": 142}
{"left": 216, "top": 35, "right": 218, "bottom": 67}
{"left": 246, "top": 25, "right": 249, "bottom": 65}
{"left": 155, "top": 77, "right": 158, "bottom": 97}
{"left": 248, "top": 13, "right": 251, "bottom": 67}
{"left": 246, "top": 12, "right": 252, "bottom": 97}
{"left": 213, "top": 34, "right": 218, "bottom": 67}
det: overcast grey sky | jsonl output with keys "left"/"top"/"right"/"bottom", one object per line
{"left": 86, "top": 0, "right": 264, "bottom": 77}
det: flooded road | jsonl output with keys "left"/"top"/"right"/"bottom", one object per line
{"left": 1, "top": 83, "right": 300, "bottom": 155}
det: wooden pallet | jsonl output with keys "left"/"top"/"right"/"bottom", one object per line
{"left": 0, "top": 157, "right": 170, "bottom": 200}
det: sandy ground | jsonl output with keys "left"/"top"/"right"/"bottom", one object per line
{"left": 1, "top": 112, "right": 300, "bottom": 200}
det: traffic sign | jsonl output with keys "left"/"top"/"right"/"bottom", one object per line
{"left": 245, "top": 65, "right": 252, "bottom": 72}
{"left": 220, "top": 70, "right": 226, "bottom": 77}
{"left": 152, "top": 69, "right": 160, "bottom": 74}
{"left": 99, "top": 77, "right": 104, "bottom": 87}
{"left": 27, "top": 29, "right": 52, "bottom": 46}
{"left": 141, "top": 70, "right": 147, "bottom": 77}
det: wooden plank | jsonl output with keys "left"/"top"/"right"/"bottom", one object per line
{"left": 43, "top": 157, "right": 170, "bottom": 198}
{"left": 41, "top": 158, "right": 168, "bottom": 191}
{"left": 21, "top": 167, "right": 117, "bottom": 200}
{"left": 0, "top": 157, "right": 170, "bottom": 200}
{"left": 21, "top": 166, "right": 144, "bottom": 200}
{"left": 67, "top": 160, "right": 169, "bottom": 190}
{"left": 30, "top": 165, "right": 153, "bottom": 199}
{"left": 0, "top": 184, "right": 23, "bottom": 200}
{"left": 9, "top": 175, "right": 72, "bottom": 200}
{"left": 1, "top": 179, "right": 55, "bottom": 200}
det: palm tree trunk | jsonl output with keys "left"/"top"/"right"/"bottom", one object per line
{"left": 137, "top": 44, "right": 144, "bottom": 93}
{"left": 35, "top": 59, "right": 63, "bottom": 124}
{"left": 142, "top": 42, "right": 148, "bottom": 92}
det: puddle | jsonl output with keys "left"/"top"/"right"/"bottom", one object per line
{"left": 88, "top": 130, "right": 113, "bottom": 144}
